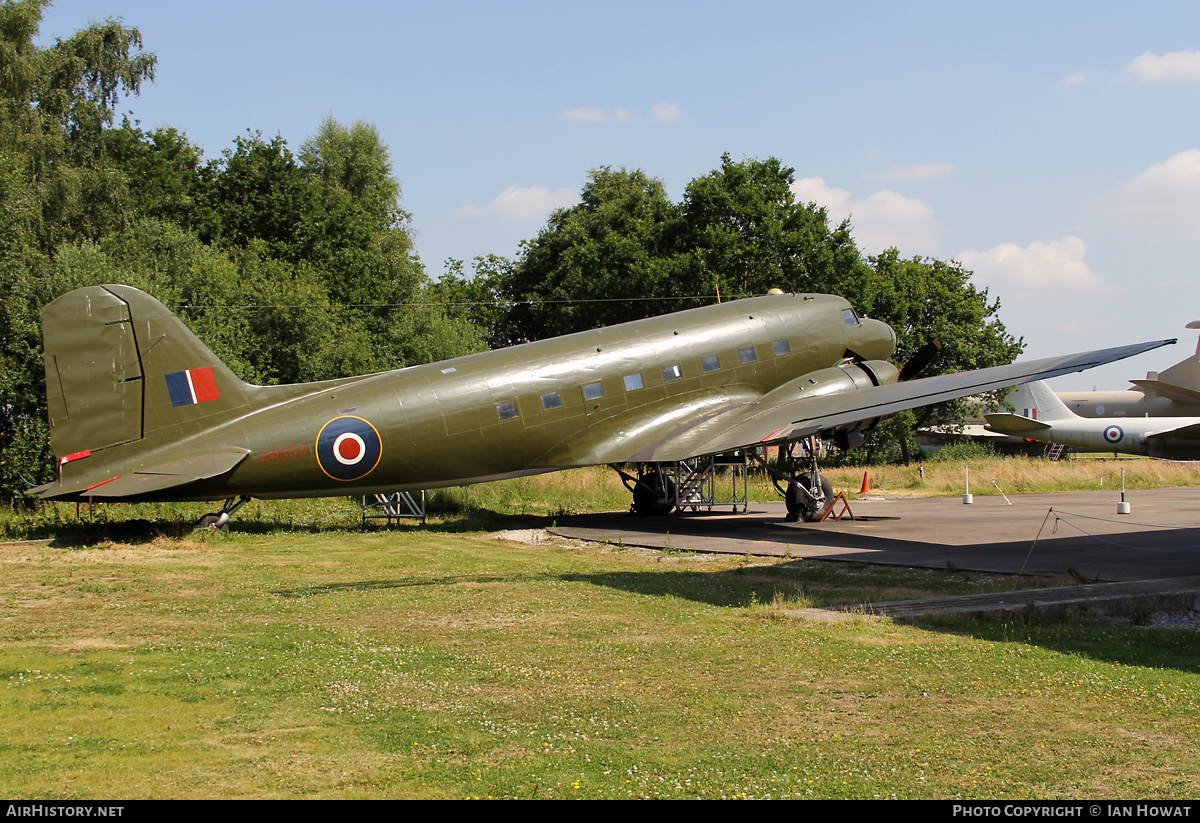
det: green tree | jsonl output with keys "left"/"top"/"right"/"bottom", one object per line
{"left": 299, "top": 116, "right": 407, "bottom": 231}
{"left": 0, "top": 0, "right": 155, "bottom": 500}
{"left": 502, "top": 167, "right": 684, "bottom": 341}
{"left": 197, "top": 132, "right": 318, "bottom": 261}
{"left": 862, "top": 248, "right": 1023, "bottom": 428}
{"left": 678, "top": 153, "right": 869, "bottom": 300}
{"left": 105, "top": 121, "right": 203, "bottom": 225}
{"left": 435, "top": 255, "right": 517, "bottom": 350}
{"left": 0, "top": 0, "right": 155, "bottom": 250}
{"left": 852, "top": 250, "right": 1024, "bottom": 462}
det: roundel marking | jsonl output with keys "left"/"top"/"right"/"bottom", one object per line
{"left": 333, "top": 432, "right": 366, "bottom": 464}
{"left": 316, "top": 416, "right": 382, "bottom": 481}
{"left": 1095, "top": 405, "right": 1105, "bottom": 416}
{"left": 1103, "top": 424, "right": 1124, "bottom": 444}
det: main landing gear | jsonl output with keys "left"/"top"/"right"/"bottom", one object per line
{"left": 766, "top": 438, "right": 834, "bottom": 523}
{"left": 196, "top": 495, "right": 252, "bottom": 532}
{"left": 613, "top": 467, "right": 676, "bottom": 516}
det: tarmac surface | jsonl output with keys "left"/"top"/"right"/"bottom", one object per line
{"left": 550, "top": 487, "right": 1200, "bottom": 583}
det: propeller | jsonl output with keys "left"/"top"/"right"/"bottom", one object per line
{"left": 898, "top": 340, "right": 942, "bottom": 382}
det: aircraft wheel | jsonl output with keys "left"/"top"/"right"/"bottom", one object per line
{"left": 632, "top": 472, "right": 675, "bottom": 516}
{"left": 786, "top": 474, "right": 834, "bottom": 522}
{"left": 196, "top": 513, "right": 229, "bottom": 533}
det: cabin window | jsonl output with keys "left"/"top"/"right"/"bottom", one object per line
{"left": 541, "top": 391, "right": 563, "bottom": 411}
{"left": 842, "top": 308, "right": 860, "bottom": 327}
{"left": 702, "top": 354, "right": 720, "bottom": 373}
{"left": 583, "top": 381, "right": 604, "bottom": 401}
{"left": 773, "top": 339, "right": 790, "bottom": 356}
{"left": 738, "top": 346, "right": 757, "bottom": 364}
{"left": 663, "top": 364, "right": 683, "bottom": 382}
{"left": 497, "top": 400, "right": 519, "bottom": 421}
{"left": 623, "top": 373, "right": 644, "bottom": 391}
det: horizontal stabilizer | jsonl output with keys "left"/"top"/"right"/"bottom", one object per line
{"left": 1128, "top": 379, "right": 1200, "bottom": 405}
{"left": 31, "top": 449, "right": 249, "bottom": 500}
{"left": 983, "top": 413, "right": 1053, "bottom": 435}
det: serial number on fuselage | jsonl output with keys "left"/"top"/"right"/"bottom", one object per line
{"left": 260, "top": 444, "right": 309, "bottom": 463}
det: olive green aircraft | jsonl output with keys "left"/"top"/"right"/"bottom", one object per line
{"left": 29, "top": 285, "right": 1172, "bottom": 527}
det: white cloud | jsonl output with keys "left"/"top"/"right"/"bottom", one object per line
{"left": 454, "top": 184, "right": 578, "bottom": 222}
{"left": 790, "top": 177, "right": 941, "bottom": 254}
{"left": 561, "top": 107, "right": 607, "bottom": 123}
{"left": 559, "top": 103, "right": 683, "bottom": 124}
{"left": 1125, "top": 50, "right": 1200, "bottom": 82}
{"left": 866, "top": 161, "right": 954, "bottom": 183}
{"left": 1111, "top": 149, "right": 1200, "bottom": 235}
{"left": 1063, "top": 69, "right": 1089, "bottom": 86}
{"left": 791, "top": 176, "right": 851, "bottom": 212}
{"left": 649, "top": 102, "right": 682, "bottom": 123}
{"left": 958, "top": 236, "right": 1113, "bottom": 303}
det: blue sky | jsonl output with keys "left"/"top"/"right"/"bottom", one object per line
{"left": 37, "top": 0, "right": 1200, "bottom": 390}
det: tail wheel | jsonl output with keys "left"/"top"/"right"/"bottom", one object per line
{"left": 632, "top": 471, "right": 675, "bottom": 516}
{"left": 786, "top": 474, "right": 834, "bottom": 522}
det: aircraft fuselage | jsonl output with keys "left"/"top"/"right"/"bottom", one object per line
{"left": 53, "top": 293, "right": 896, "bottom": 501}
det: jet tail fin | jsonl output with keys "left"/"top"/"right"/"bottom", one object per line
{"left": 1019, "top": 380, "right": 1076, "bottom": 422}
{"left": 1143, "top": 331, "right": 1200, "bottom": 396}
{"left": 41, "top": 285, "right": 255, "bottom": 461}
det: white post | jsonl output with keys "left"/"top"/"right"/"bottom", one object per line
{"left": 1117, "top": 467, "right": 1130, "bottom": 514}
{"left": 963, "top": 465, "right": 973, "bottom": 505}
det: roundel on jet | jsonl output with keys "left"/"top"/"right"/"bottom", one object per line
{"left": 316, "top": 416, "right": 383, "bottom": 481}
{"left": 1103, "top": 424, "right": 1124, "bottom": 444}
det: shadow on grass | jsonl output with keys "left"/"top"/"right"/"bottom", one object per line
{"left": 915, "top": 613, "right": 1200, "bottom": 675}
{"left": 4, "top": 507, "right": 558, "bottom": 545}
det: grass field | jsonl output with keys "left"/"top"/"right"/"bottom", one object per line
{"left": 2, "top": 460, "right": 1199, "bottom": 798}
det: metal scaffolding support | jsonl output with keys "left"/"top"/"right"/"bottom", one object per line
{"left": 662, "top": 451, "right": 750, "bottom": 513}
{"left": 362, "top": 490, "right": 426, "bottom": 525}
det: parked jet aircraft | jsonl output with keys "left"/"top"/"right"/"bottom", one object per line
{"left": 30, "top": 285, "right": 1172, "bottom": 527}
{"left": 1057, "top": 321, "right": 1200, "bottom": 418}
{"left": 984, "top": 380, "right": 1200, "bottom": 458}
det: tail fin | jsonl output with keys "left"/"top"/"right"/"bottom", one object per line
{"left": 1019, "top": 380, "right": 1076, "bottom": 422}
{"left": 1150, "top": 323, "right": 1200, "bottom": 392}
{"left": 42, "top": 285, "right": 254, "bottom": 459}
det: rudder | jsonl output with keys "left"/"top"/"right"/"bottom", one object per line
{"left": 42, "top": 285, "right": 253, "bottom": 460}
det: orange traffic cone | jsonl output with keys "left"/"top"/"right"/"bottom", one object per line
{"left": 859, "top": 472, "right": 870, "bottom": 494}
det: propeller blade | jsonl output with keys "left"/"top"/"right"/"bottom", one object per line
{"left": 899, "top": 340, "right": 942, "bottom": 381}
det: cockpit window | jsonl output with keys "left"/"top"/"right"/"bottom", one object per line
{"left": 842, "top": 308, "right": 860, "bottom": 327}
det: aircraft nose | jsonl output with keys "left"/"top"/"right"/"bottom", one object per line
{"left": 861, "top": 318, "right": 897, "bottom": 361}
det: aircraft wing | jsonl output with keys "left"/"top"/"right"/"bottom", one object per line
{"left": 1145, "top": 422, "right": 1200, "bottom": 445}
{"left": 633, "top": 339, "right": 1175, "bottom": 462}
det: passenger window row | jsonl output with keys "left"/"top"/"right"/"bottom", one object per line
{"left": 497, "top": 339, "right": 792, "bottom": 420}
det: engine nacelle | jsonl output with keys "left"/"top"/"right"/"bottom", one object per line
{"left": 780, "top": 359, "right": 902, "bottom": 450}
{"left": 754, "top": 359, "right": 903, "bottom": 450}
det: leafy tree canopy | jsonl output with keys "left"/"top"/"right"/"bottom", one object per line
{"left": 0, "top": 2, "right": 483, "bottom": 501}
{"left": 500, "top": 167, "right": 682, "bottom": 342}
{"left": 484, "top": 152, "right": 1024, "bottom": 441}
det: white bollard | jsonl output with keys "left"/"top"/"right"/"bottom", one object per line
{"left": 963, "top": 465, "right": 973, "bottom": 504}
